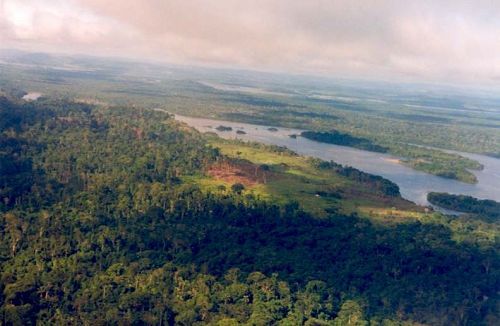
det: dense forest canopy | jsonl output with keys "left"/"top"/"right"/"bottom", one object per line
{"left": 312, "top": 160, "right": 400, "bottom": 197}
{"left": 428, "top": 192, "right": 500, "bottom": 221}
{"left": 0, "top": 96, "right": 498, "bottom": 325}
{"left": 300, "top": 131, "right": 388, "bottom": 153}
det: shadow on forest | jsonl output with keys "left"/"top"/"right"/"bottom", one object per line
{"left": 0, "top": 96, "right": 497, "bottom": 324}
{"left": 127, "top": 198, "right": 498, "bottom": 324}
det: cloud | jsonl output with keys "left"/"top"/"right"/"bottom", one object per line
{"left": 1, "top": 0, "right": 500, "bottom": 84}
{"left": 0, "top": 0, "right": 133, "bottom": 55}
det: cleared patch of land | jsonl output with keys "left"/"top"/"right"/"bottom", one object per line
{"left": 187, "top": 136, "right": 427, "bottom": 221}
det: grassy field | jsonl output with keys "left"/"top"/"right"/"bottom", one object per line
{"left": 182, "top": 135, "right": 499, "bottom": 248}
{"left": 185, "top": 136, "right": 428, "bottom": 222}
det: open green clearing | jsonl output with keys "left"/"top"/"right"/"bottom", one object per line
{"left": 191, "top": 137, "right": 423, "bottom": 220}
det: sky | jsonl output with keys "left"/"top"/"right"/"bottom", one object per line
{"left": 1, "top": 0, "right": 500, "bottom": 85}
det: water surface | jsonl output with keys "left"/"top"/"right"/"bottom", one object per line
{"left": 176, "top": 115, "right": 500, "bottom": 206}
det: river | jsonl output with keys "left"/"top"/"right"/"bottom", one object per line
{"left": 175, "top": 115, "right": 500, "bottom": 206}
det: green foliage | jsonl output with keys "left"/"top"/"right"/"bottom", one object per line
{"left": 3, "top": 56, "right": 498, "bottom": 184}
{"left": 313, "top": 160, "right": 400, "bottom": 197}
{"left": 428, "top": 192, "right": 500, "bottom": 220}
{"left": 389, "top": 144, "right": 482, "bottom": 184}
{"left": 333, "top": 300, "right": 367, "bottom": 325}
{"left": 301, "top": 130, "right": 388, "bottom": 153}
{"left": 231, "top": 183, "right": 245, "bottom": 194}
{"left": 0, "top": 97, "right": 498, "bottom": 325}
{"left": 216, "top": 125, "right": 233, "bottom": 132}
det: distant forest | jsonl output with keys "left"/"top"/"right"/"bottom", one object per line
{"left": 301, "top": 130, "right": 388, "bottom": 153}
{"left": 428, "top": 192, "right": 500, "bottom": 220}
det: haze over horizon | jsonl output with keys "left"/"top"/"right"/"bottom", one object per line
{"left": 1, "top": 0, "right": 500, "bottom": 86}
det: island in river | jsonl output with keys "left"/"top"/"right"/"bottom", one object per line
{"left": 175, "top": 115, "right": 500, "bottom": 207}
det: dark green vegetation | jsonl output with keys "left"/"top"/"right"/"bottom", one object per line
{"left": 301, "top": 130, "right": 388, "bottom": 153}
{"left": 0, "top": 96, "right": 498, "bottom": 325}
{"left": 1, "top": 51, "right": 497, "bottom": 183}
{"left": 197, "top": 138, "right": 412, "bottom": 218}
{"left": 313, "top": 161, "right": 400, "bottom": 197}
{"left": 216, "top": 125, "right": 233, "bottom": 132}
{"left": 428, "top": 192, "right": 500, "bottom": 221}
{"left": 389, "top": 144, "right": 483, "bottom": 184}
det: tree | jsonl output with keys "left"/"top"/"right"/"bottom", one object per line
{"left": 231, "top": 183, "right": 245, "bottom": 195}
{"left": 334, "top": 301, "right": 367, "bottom": 326}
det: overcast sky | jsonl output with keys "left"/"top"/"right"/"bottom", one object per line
{"left": 1, "top": 0, "right": 499, "bottom": 85}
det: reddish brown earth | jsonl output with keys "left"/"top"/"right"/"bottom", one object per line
{"left": 207, "top": 160, "right": 273, "bottom": 187}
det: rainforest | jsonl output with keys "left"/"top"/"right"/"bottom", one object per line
{"left": 1, "top": 1, "right": 500, "bottom": 323}
{"left": 0, "top": 95, "right": 498, "bottom": 325}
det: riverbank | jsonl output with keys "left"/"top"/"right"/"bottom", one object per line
{"left": 175, "top": 114, "right": 500, "bottom": 206}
